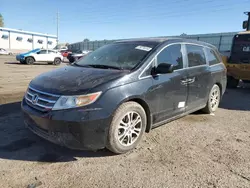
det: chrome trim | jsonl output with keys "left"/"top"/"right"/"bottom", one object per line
{"left": 209, "top": 62, "right": 224, "bottom": 67}
{"left": 138, "top": 42, "right": 217, "bottom": 80}
{"left": 29, "top": 86, "right": 60, "bottom": 97}
{"left": 38, "top": 97, "right": 57, "bottom": 103}
{"left": 25, "top": 96, "right": 52, "bottom": 109}
{"left": 27, "top": 91, "right": 57, "bottom": 103}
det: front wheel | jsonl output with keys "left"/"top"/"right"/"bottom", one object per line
{"left": 25, "top": 57, "right": 35, "bottom": 65}
{"left": 202, "top": 84, "right": 221, "bottom": 114}
{"left": 53, "top": 58, "right": 61, "bottom": 65}
{"left": 20, "top": 60, "right": 26, "bottom": 64}
{"left": 106, "top": 102, "right": 147, "bottom": 154}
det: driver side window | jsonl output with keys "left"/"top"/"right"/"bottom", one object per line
{"left": 37, "top": 50, "right": 47, "bottom": 54}
{"left": 157, "top": 44, "right": 183, "bottom": 70}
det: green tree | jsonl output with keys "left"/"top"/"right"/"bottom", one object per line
{"left": 0, "top": 14, "right": 4, "bottom": 27}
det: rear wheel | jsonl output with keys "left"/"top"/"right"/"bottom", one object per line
{"left": 25, "top": 57, "right": 35, "bottom": 65}
{"left": 227, "top": 76, "right": 239, "bottom": 88}
{"left": 106, "top": 102, "right": 147, "bottom": 154}
{"left": 202, "top": 84, "right": 221, "bottom": 114}
{"left": 53, "top": 58, "right": 61, "bottom": 65}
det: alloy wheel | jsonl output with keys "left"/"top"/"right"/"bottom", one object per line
{"left": 210, "top": 86, "right": 220, "bottom": 111}
{"left": 117, "top": 111, "right": 142, "bottom": 146}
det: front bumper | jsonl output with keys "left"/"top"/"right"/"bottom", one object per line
{"left": 16, "top": 55, "right": 25, "bottom": 61}
{"left": 21, "top": 98, "right": 112, "bottom": 150}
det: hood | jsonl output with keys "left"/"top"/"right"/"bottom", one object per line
{"left": 20, "top": 48, "right": 40, "bottom": 56}
{"left": 30, "top": 65, "right": 129, "bottom": 95}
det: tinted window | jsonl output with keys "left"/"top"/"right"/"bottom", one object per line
{"left": 157, "top": 44, "right": 183, "bottom": 70}
{"left": 76, "top": 42, "right": 159, "bottom": 70}
{"left": 48, "top": 50, "right": 55, "bottom": 54}
{"left": 38, "top": 50, "right": 47, "bottom": 54}
{"left": 205, "top": 48, "right": 220, "bottom": 65}
{"left": 186, "top": 44, "right": 206, "bottom": 67}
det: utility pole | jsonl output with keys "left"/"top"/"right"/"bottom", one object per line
{"left": 56, "top": 11, "right": 59, "bottom": 46}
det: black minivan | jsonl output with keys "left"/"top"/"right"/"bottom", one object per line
{"left": 22, "top": 38, "right": 227, "bottom": 154}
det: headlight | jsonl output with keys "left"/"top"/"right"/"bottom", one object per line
{"left": 52, "top": 91, "right": 102, "bottom": 110}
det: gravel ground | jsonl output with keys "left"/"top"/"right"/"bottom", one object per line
{"left": 0, "top": 56, "right": 250, "bottom": 188}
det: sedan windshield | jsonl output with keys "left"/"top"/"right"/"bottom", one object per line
{"left": 75, "top": 42, "right": 158, "bottom": 70}
{"left": 28, "top": 48, "right": 40, "bottom": 53}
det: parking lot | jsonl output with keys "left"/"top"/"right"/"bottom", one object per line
{"left": 0, "top": 55, "right": 250, "bottom": 188}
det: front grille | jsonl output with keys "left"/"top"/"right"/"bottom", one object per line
{"left": 25, "top": 86, "right": 60, "bottom": 112}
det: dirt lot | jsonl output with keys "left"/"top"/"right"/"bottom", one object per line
{"left": 0, "top": 55, "right": 66, "bottom": 105}
{"left": 0, "top": 55, "right": 250, "bottom": 188}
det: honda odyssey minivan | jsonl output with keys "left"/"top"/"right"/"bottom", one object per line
{"left": 21, "top": 38, "right": 227, "bottom": 154}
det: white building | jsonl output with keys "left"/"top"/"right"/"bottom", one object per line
{"left": 0, "top": 27, "right": 57, "bottom": 53}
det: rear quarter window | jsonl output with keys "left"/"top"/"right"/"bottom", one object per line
{"left": 186, "top": 44, "right": 206, "bottom": 67}
{"left": 205, "top": 48, "right": 221, "bottom": 66}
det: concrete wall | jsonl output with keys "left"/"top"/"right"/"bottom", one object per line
{"left": 0, "top": 27, "right": 57, "bottom": 52}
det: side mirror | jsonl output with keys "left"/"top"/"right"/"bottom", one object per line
{"left": 243, "top": 20, "right": 248, "bottom": 29}
{"left": 153, "top": 63, "right": 174, "bottom": 75}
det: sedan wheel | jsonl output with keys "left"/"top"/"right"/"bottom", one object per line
{"left": 25, "top": 57, "right": 35, "bottom": 65}
{"left": 53, "top": 58, "right": 61, "bottom": 65}
{"left": 107, "top": 102, "right": 146, "bottom": 154}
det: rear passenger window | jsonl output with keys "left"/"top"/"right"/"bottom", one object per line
{"left": 205, "top": 48, "right": 221, "bottom": 65}
{"left": 186, "top": 44, "right": 206, "bottom": 67}
{"left": 157, "top": 44, "right": 183, "bottom": 70}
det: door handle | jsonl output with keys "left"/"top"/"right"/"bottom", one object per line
{"left": 181, "top": 77, "right": 195, "bottom": 85}
{"left": 187, "top": 77, "right": 195, "bottom": 84}
{"left": 181, "top": 79, "right": 189, "bottom": 85}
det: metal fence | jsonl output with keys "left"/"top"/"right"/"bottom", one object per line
{"left": 68, "top": 32, "right": 238, "bottom": 52}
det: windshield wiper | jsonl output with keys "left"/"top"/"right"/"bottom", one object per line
{"left": 72, "top": 63, "right": 92, "bottom": 68}
{"left": 84, "top": 64, "right": 123, "bottom": 70}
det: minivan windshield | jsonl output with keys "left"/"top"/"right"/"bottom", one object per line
{"left": 75, "top": 42, "right": 158, "bottom": 70}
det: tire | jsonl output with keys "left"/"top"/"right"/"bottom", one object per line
{"left": 69, "top": 56, "right": 75, "bottom": 63}
{"left": 20, "top": 60, "right": 26, "bottom": 64}
{"left": 53, "top": 58, "right": 61, "bottom": 65}
{"left": 25, "top": 57, "right": 35, "bottom": 65}
{"left": 106, "top": 102, "right": 147, "bottom": 154}
{"left": 227, "top": 76, "right": 239, "bottom": 88}
{"left": 202, "top": 84, "right": 221, "bottom": 114}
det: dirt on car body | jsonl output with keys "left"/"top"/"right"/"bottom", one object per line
{"left": 0, "top": 56, "right": 250, "bottom": 188}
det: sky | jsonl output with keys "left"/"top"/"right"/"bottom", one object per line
{"left": 1, "top": 0, "right": 250, "bottom": 43}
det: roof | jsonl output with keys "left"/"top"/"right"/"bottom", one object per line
{"left": 116, "top": 37, "right": 181, "bottom": 43}
{"left": 0, "top": 27, "right": 57, "bottom": 38}
{"left": 115, "top": 37, "right": 217, "bottom": 49}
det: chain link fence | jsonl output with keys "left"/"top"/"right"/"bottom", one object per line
{"left": 68, "top": 32, "right": 237, "bottom": 53}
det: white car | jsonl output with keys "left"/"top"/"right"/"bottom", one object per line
{"left": 0, "top": 48, "right": 12, "bottom": 55}
{"left": 16, "top": 48, "right": 63, "bottom": 65}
